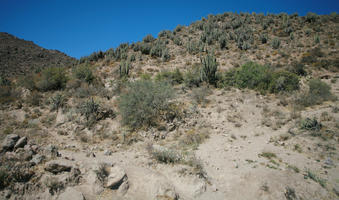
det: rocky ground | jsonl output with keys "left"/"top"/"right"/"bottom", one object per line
{"left": 0, "top": 78, "right": 338, "bottom": 200}
{"left": 0, "top": 12, "right": 339, "bottom": 200}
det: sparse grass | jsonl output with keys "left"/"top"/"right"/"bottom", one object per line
{"left": 305, "top": 169, "right": 326, "bottom": 188}
{"left": 147, "top": 144, "right": 182, "bottom": 164}
{"left": 94, "top": 163, "right": 110, "bottom": 184}
{"left": 179, "top": 128, "right": 209, "bottom": 149}
{"left": 259, "top": 152, "right": 277, "bottom": 159}
{"left": 45, "top": 177, "right": 64, "bottom": 195}
{"left": 191, "top": 86, "right": 211, "bottom": 105}
{"left": 288, "top": 165, "right": 300, "bottom": 173}
{"left": 284, "top": 186, "right": 297, "bottom": 200}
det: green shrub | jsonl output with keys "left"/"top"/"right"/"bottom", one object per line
{"left": 297, "top": 79, "right": 335, "bottom": 107}
{"left": 0, "top": 167, "right": 9, "bottom": 189}
{"left": 118, "top": 80, "right": 174, "bottom": 129}
{"left": 223, "top": 62, "right": 271, "bottom": 91}
{"left": 300, "top": 117, "right": 322, "bottom": 131}
{"left": 271, "top": 38, "right": 281, "bottom": 49}
{"left": 268, "top": 71, "right": 299, "bottom": 93}
{"left": 79, "top": 98, "right": 99, "bottom": 122}
{"left": 288, "top": 63, "right": 307, "bottom": 76}
{"left": 0, "top": 76, "right": 11, "bottom": 86}
{"left": 50, "top": 93, "right": 65, "bottom": 111}
{"left": 36, "top": 67, "right": 68, "bottom": 91}
{"left": 143, "top": 34, "right": 155, "bottom": 43}
{"left": 73, "top": 64, "right": 95, "bottom": 84}
{"left": 155, "top": 68, "right": 183, "bottom": 85}
{"left": 184, "top": 65, "right": 202, "bottom": 88}
{"left": 218, "top": 35, "right": 228, "bottom": 49}
{"left": 200, "top": 53, "right": 218, "bottom": 85}
{"left": 260, "top": 33, "right": 268, "bottom": 44}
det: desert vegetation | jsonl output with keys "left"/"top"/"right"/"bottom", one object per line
{"left": 0, "top": 11, "right": 338, "bottom": 200}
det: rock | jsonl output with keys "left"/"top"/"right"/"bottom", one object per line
{"left": 85, "top": 171, "right": 104, "bottom": 195}
{"left": 31, "top": 154, "right": 45, "bottom": 165}
{"left": 1, "top": 134, "right": 20, "bottom": 152}
{"left": 57, "top": 187, "right": 85, "bottom": 200}
{"left": 104, "top": 149, "right": 112, "bottom": 156}
{"left": 3, "top": 189, "right": 11, "bottom": 199}
{"left": 105, "top": 165, "right": 127, "bottom": 189}
{"left": 15, "top": 148, "right": 33, "bottom": 161}
{"left": 154, "top": 180, "right": 178, "bottom": 200}
{"left": 56, "top": 109, "right": 67, "bottom": 125}
{"left": 324, "top": 158, "right": 334, "bottom": 166}
{"left": 333, "top": 185, "right": 339, "bottom": 197}
{"left": 14, "top": 136, "right": 27, "bottom": 149}
{"left": 118, "top": 179, "right": 129, "bottom": 195}
{"left": 45, "top": 159, "right": 73, "bottom": 174}
{"left": 44, "top": 144, "right": 60, "bottom": 158}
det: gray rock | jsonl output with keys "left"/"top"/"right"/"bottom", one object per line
{"left": 104, "top": 149, "right": 112, "bottom": 156}
{"left": 57, "top": 187, "right": 85, "bottom": 200}
{"left": 85, "top": 171, "right": 104, "bottom": 195}
{"left": 14, "top": 136, "right": 27, "bottom": 149}
{"left": 45, "top": 159, "right": 73, "bottom": 174}
{"left": 324, "top": 158, "right": 334, "bottom": 166}
{"left": 44, "top": 144, "right": 59, "bottom": 158}
{"left": 105, "top": 165, "right": 127, "bottom": 189}
{"left": 1, "top": 134, "right": 20, "bottom": 152}
{"left": 118, "top": 179, "right": 129, "bottom": 195}
{"left": 31, "top": 154, "right": 45, "bottom": 165}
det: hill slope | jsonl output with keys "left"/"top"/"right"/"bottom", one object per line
{"left": 0, "top": 32, "right": 76, "bottom": 77}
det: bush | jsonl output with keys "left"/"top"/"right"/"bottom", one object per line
{"left": 220, "top": 63, "right": 299, "bottom": 94}
{"left": 118, "top": 80, "right": 174, "bottom": 129}
{"left": 271, "top": 38, "right": 281, "bottom": 49}
{"left": 300, "top": 117, "right": 322, "bottom": 131}
{"left": 73, "top": 64, "right": 95, "bottom": 84}
{"left": 200, "top": 53, "right": 218, "bottom": 85}
{"left": 155, "top": 68, "right": 183, "bottom": 85}
{"left": 260, "top": 34, "right": 268, "bottom": 44}
{"left": 36, "top": 67, "right": 68, "bottom": 91}
{"left": 143, "top": 34, "right": 155, "bottom": 43}
{"left": 79, "top": 98, "right": 99, "bottom": 122}
{"left": 50, "top": 93, "right": 65, "bottom": 111}
{"left": 184, "top": 65, "right": 202, "bottom": 88}
{"left": 223, "top": 62, "right": 271, "bottom": 91}
{"left": 268, "top": 71, "right": 299, "bottom": 93}
{"left": 297, "top": 79, "right": 335, "bottom": 107}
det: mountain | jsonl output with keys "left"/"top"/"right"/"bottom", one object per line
{"left": 0, "top": 32, "right": 76, "bottom": 77}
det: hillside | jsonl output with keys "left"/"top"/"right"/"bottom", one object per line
{"left": 0, "top": 12, "right": 338, "bottom": 200}
{"left": 0, "top": 32, "right": 76, "bottom": 77}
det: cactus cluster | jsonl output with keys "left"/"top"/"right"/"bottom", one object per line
{"left": 200, "top": 53, "right": 218, "bottom": 85}
{"left": 119, "top": 60, "right": 130, "bottom": 78}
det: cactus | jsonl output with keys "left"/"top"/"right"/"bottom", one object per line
{"left": 119, "top": 60, "right": 130, "bottom": 78}
{"left": 200, "top": 53, "right": 218, "bottom": 85}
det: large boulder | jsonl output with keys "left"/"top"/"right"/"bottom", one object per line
{"left": 44, "top": 159, "right": 73, "bottom": 174}
{"left": 57, "top": 187, "right": 85, "bottom": 200}
{"left": 1, "top": 134, "right": 20, "bottom": 152}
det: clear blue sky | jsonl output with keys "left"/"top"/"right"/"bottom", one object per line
{"left": 1, "top": 0, "right": 338, "bottom": 59}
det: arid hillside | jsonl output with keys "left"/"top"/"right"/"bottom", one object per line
{"left": 0, "top": 32, "right": 76, "bottom": 77}
{"left": 0, "top": 12, "right": 338, "bottom": 200}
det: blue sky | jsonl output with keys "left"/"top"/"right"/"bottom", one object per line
{"left": 1, "top": 0, "right": 338, "bottom": 58}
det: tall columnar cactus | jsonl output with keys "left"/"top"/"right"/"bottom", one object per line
{"left": 200, "top": 53, "right": 218, "bottom": 85}
{"left": 119, "top": 60, "right": 130, "bottom": 78}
